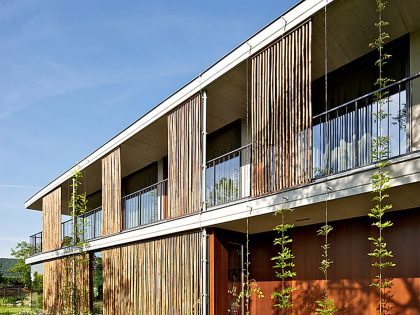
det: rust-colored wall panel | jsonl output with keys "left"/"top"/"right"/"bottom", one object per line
{"left": 102, "top": 148, "right": 122, "bottom": 235}
{"left": 167, "top": 94, "right": 202, "bottom": 218}
{"left": 209, "top": 231, "right": 229, "bottom": 315}
{"left": 102, "top": 231, "right": 203, "bottom": 315}
{"left": 251, "top": 21, "right": 312, "bottom": 196}
{"left": 249, "top": 209, "right": 420, "bottom": 314}
{"left": 42, "top": 187, "right": 61, "bottom": 251}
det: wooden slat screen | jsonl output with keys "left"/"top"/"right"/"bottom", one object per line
{"left": 43, "top": 255, "right": 90, "bottom": 314}
{"left": 42, "top": 187, "right": 61, "bottom": 251}
{"left": 167, "top": 94, "right": 202, "bottom": 218}
{"left": 103, "top": 231, "right": 203, "bottom": 315}
{"left": 251, "top": 21, "right": 312, "bottom": 196}
{"left": 102, "top": 148, "right": 122, "bottom": 235}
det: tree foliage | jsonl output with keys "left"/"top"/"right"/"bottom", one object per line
{"left": 9, "top": 241, "right": 32, "bottom": 288}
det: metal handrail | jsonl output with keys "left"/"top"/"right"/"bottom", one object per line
{"left": 206, "top": 144, "right": 252, "bottom": 208}
{"left": 29, "top": 231, "right": 43, "bottom": 255}
{"left": 123, "top": 179, "right": 168, "bottom": 200}
{"left": 122, "top": 180, "right": 168, "bottom": 230}
{"left": 206, "top": 144, "right": 252, "bottom": 165}
{"left": 61, "top": 206, "right": 103, "bottom": 243}
{"left": 81, "top": 206, "right": 102, "bottom": 218}
{"left": 313, "top": 72, "right": 420, "bottom": 119}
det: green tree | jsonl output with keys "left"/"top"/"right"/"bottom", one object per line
{"left": 0, "top": 262, "right": 3, "bottom": 285}
{"left": 32, "top": 272, "right": 43, "bottom": 292}
{"left": 9, "top": 241, "right": 32, "bottom": 288}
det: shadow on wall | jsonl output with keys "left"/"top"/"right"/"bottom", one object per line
{"left": 249, "top": 209, "right": 420, "bottom": 314}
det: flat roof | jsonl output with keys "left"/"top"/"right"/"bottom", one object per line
{"left": 25, "top": 0, "right": 331, "bottom": 210}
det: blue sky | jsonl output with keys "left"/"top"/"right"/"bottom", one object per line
{"left": 0, "top": 0, "right": 298, "bottom": 257}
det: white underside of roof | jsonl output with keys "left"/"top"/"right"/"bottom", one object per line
{"left": 25, "top": 0, "right": 334, "bottom": 209}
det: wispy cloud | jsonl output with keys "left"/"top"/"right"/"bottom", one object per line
{"left": 0, "top": 184, "right": 39, "bottom": 189}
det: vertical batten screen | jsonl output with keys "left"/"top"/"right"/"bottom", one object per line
{"left": 42, "top": 187, "right": 61, "bottom": 251}
{"left": 102, "top": 231, "right": 203, "bottom": 315}
{"left": 168, "top": 94, "right": 202, "bottom": 218}
{"left": 43, "top": 255, "right": 90, "bottom": 314}
{"left": 251, "top": 21, "right": 312, "bottom": 196}
{"left": 102, "top": 148, "right": 122, "bottom": 235}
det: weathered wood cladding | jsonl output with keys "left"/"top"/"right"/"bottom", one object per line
{"left": 102, "top": 231, "right": 203, "bottom": 315}
{"left": 43, "top": 255, "right": 90, "bottom": 315}
{"left": 102, "top": 148, "right": 122, "bottom": 235}
{"left": 42, "top": 187, "right": 62, "bottom": 251}
{"left": 251, "top": 21, "right": 312, "bottom": 195}
{"left": 167, "top": 94, "right": 202, "bottom": 218}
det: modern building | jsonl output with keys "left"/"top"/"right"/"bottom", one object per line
{"left": 25, "top": 0, "right": 420, "bottom": 314}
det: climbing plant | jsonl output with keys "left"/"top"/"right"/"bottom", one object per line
{"left": 314, "top": 2, "right": 336, "bottom": 312}
{"left": 368, "top": 0, "right": 396, "bottom": 314}
{"left": 315, "top": 187, "right": 336, "bottom": 315}
{"left": 60, "top": 169, "right": 90, "bottom": 315}
{"left": 271, "top": 207, "right": 296, "bottom": 311}
{"left": 229, "top": 217, "right": 264, "bottom": 315}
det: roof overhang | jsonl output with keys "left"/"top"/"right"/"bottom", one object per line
{"left": 25, "top": 0, "right": 334, "bottom": 210}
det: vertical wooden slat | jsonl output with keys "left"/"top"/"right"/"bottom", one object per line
{"left": 42, "top": 187, "right": 61, "bottom": 251}
{"left": 167, "top": 94, "right": 202, "bottom": 218}
{"left": 43, "top": 255, "right": 90, "bottom": 315}
{"left": 102, "top": 232, "right": 202, "bottom": 315}
{"left": 251, "top": 20, "right": 312, "bottom": 196}
{"left": 102, "top": 148, "right": 122, "bottom": 235}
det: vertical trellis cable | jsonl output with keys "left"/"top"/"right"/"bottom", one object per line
{"left": 246, "top": 215, "right": 250, "bottom": 314}
{"left": 324, "top": 0, "right": 329, "bottom": 291}
{"left": 72, "top": 176, "right": 76, "bottom": 315}
{"left": 315, "top": 1, "right": 336, "bottom": 313}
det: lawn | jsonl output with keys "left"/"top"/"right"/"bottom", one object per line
{"left": 0, "top": 305, "right": 30, "bottom": 315}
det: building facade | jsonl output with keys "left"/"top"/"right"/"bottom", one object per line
{"left": 26, "top": 0, "right": 420, "bottom": 314}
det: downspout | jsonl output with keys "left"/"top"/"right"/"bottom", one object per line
{"left": 201, "top": 228, "right": 208, "bottom": 315}
{"left": 201, "top": 90, "right": 208, "bottom": 315}
{"left": 202, "top": 90, "right": 207, "bottom": 214}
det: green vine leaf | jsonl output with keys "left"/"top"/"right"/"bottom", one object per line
{"left": 272, "top": 207, "right": 295, "bottom": 310}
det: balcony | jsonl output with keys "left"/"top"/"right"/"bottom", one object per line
{"left": 205, "top": 144, "right": 251, "bottom": 208}
{"left": 312, "top": 73, "right": 417, "bottom": 178}
{"left": 29, "top": 231, "right": 42, "bottom": 255}
{"left": 122, "top": 179, "right": 168, "bottom": 230}
{"left": 61, "top": 206, "right": 103, "bottom": 247}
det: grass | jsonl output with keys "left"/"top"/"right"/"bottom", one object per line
{"left": 0, "top": 305, "right": 31, "bottom": 315}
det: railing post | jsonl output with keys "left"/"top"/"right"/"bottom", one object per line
{"left": 355, "top": 101, "right": 359, "bottom": 167}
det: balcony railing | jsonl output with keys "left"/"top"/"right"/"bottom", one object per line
{"left": 29, "top": 231, "right": 42, "bottom": 255}
{"left": 61, "top": 206, "right": 103, "bottom": 246}
{"left": 206, "top": 144, "right": 252, "bottom": 208}
{"left": 312, "top": 73, "right": 418, "bottom": 178}
{"left": 122, "top": 179, "right": 168, "bottom": 230}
